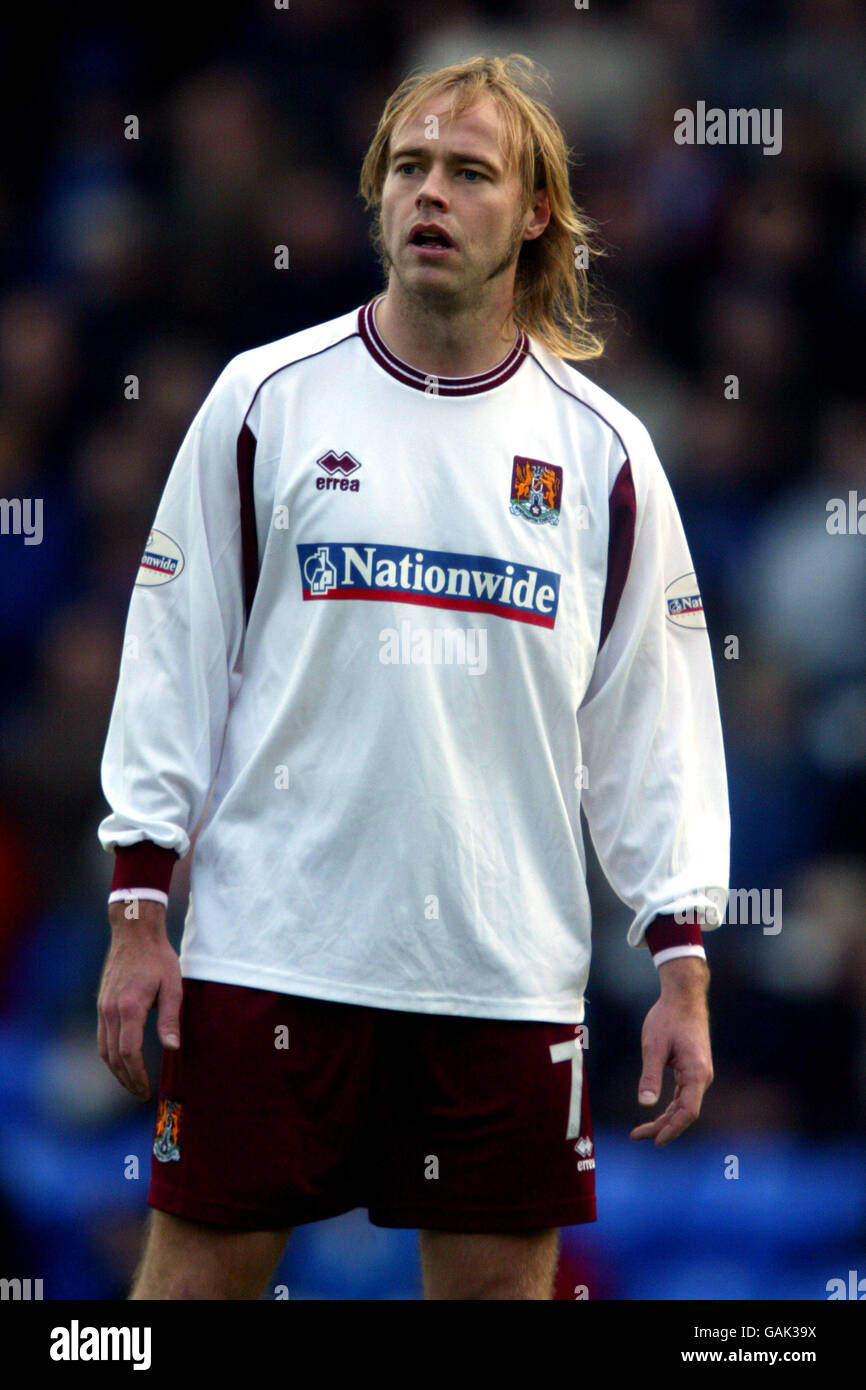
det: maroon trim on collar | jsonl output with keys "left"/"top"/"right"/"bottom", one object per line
{"left": 358, "top": 298, "right": 528, "bottom": 396}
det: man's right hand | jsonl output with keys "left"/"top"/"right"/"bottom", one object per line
{"left": 97, "top": 899, "right": 183, "bottom": 1101}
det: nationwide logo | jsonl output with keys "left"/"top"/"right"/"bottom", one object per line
{"left": 316, "top": 450, "right": 361, "bottom": 492}
{"left": 135, "top": 529, "right": 185, "bottom": 587}
{"left": 665, "top": 571, "right": 706, "bottom": 629}
{"left": 298, "top": 542, "right": 561, "bottom": 628}
{"left": 510, "top": 456, "right": 563, "bottom": 526}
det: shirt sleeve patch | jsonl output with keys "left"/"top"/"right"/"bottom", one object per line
{"left": 135, "top": 529, "right": 185, "bottom": 586}
{"left": 665, "top": 571, "right": 705, "bottom": 629}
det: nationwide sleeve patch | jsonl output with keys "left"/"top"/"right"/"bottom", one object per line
{"left": 665, "top": 571, "right": 706, "bottom": 629}
{"left": 135, "top": 529, "right": 185, "bottom": 586}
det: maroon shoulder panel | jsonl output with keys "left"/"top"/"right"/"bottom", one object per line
{"left": 599, "top": 458, "right": 636, "bottom": 648}
{"left": 236, "top": 422, "right": 259, "bottom": 621}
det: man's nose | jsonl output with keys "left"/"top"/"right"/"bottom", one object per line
{"left": 415, "top": 166, "right": 448, "bottom": 208}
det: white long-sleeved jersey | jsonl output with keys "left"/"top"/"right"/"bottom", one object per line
{"left": 98, "top": 297, "right": 729, "bottom": 1023}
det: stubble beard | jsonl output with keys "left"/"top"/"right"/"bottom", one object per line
{"left": 382, "top": 206, "right": 527, "bottom": 320}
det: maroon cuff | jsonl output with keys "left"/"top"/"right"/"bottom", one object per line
{"left": 111, "top": 842, "right": 178, "bottom": 896}
{"left": 645, "top": 913, "right": 704, "bottom": 956}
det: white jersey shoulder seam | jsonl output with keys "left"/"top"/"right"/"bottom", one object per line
{"left": 217, "top": 305, "right": 363, "bottom": 429}
{"left": 526, "top": 337, "right": 658, "bottom": 480}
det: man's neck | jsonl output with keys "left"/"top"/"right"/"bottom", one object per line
{"left": 374, "top": 286, "right": 518, "bottom": 378}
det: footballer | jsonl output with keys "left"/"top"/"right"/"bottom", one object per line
{"left": 97, "top": 54, "right": 729, "bottom": 1300}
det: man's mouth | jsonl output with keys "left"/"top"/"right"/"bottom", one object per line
{"left": 408, "top": 225, "right": 456, "bottom": 256}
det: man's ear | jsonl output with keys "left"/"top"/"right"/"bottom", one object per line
{"left": 523, "top": 190, "right": 551, "bottom": 243}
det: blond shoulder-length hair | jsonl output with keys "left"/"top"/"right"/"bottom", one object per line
{"left": 358, "top": 53, "right": 606, "bottom": 362}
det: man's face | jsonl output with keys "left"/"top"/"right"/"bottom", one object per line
{"left": 378, "top": 94, "right": 546, "bottom": 312}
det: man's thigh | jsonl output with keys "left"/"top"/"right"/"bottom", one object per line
{"left": 418, "top": 1228, "right": 560, "bottom": 1300}
{"left": 130, "top": 1210, "right": 292, "bottom": 1300}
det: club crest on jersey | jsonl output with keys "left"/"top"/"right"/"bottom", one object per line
{"left": 665, "top": 571, "right": 706, "bottom": 629}
{"left": 135, "top": 529, "right": 185, "bottom": 586}
{"left": 153, "top": 1098, "right": 182, "bottom": 1162}
{"left": 509, "top": 456, "right": 562, "bottom": 526}
{"left": 316, "top": 450, "right": 361, "bottom": 492}
{"left": 298, "top": 542, "right": 561, "bottom": 628}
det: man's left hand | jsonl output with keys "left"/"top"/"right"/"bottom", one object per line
{"left": 630, "top": 955, "right": 713, "bottom": 1147}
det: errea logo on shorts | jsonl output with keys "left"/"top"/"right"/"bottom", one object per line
{"left": 298, "top": 542, "right": 561, "bottom": 628}
{"left": 574, "top": 1135, "right": 595, "bottom": 1171}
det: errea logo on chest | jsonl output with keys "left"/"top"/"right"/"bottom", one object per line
{"left": 316, "top": 450, "right": 362, "bottom": 493}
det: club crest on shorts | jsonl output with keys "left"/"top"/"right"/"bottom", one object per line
{"left": 510, "top": 457, "right": 563, "bottom": 526}
{"left": 153, "top": 1098, "right": 182, "bottom": 1162}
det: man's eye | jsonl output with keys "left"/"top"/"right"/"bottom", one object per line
{"left": 460, "top": 169, "right": 485, "bottom": 181}
{"left": 396, "top": 163, "right": 418, "bottom": 175}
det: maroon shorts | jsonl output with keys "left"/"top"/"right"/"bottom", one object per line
{"left": 148, "top": 980, "right": 597, "bottom": 1233}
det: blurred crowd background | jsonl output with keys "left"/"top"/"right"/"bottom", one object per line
{"left": 0, "top": 0, "right": 864, "bottom": 1300}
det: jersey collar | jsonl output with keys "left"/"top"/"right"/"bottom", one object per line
{"left": 358, "top": 297, "right": 528, "bottom": 397}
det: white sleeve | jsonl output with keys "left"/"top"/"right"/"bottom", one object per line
{"left": 97, "top": 364, "right": 249, "bottom": 861}
{"left": 576, "top": 433, "right": 730, "bottom": 947}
